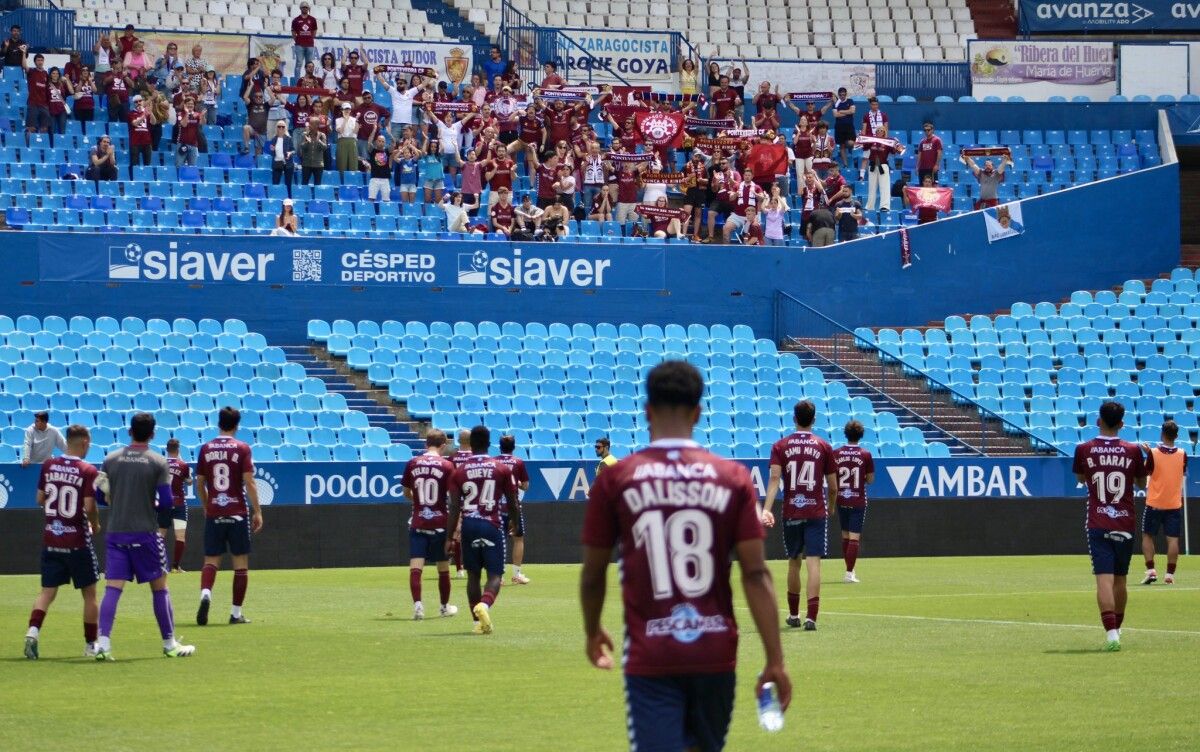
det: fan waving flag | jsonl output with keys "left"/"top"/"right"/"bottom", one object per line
{"left": 748, "top": 142, "right": 789, "bottom": 183}
{"left": 904, "top": 186, "right": 953, "bottom": 212}
{"left": 634, "top": 110, "right": 686, "bottom": 149}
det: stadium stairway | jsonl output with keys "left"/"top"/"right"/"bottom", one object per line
{"left": 410, "top": 0, "right": 494, "bottom": 55}
{"left": 282, "top": 346, "right": 425, "bottom": 452}
{"left": 966, "top": 0, "right": 1017, "bottom": 37}
{"left": 786, "top": 339, "right": 1040, "bottom": 456}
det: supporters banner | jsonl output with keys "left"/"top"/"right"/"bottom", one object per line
{"left": 136, "top": 32, "right": 250, "bottom": 77}
{"left": 1019, "top": 0, "right": 1200, "bottom": 32}
{"left": 710, "top": 60, "right": 876, "bottom": 98}
{"left": 0, "top": 457, "right": 1148, "bottom": 507}
{"left": 551, "top": 29, "right": 676, "bottom": 86}
{"left": 969, "top": 41, "right": 1115, "bottom": 85}
{"left": 36, "top": 234, "right": 666, "bottom": 291}
{"left": 634, "top": 110, "right": 685, "bottom": 148}
{"left": 250, "top": 35, "right": 473, "bottom": 85}
{"left": 984, "top": 201, "right": 1026, "bottom": 242}
{"left": 904, "top": 186, "right": 953, "bottom": 212}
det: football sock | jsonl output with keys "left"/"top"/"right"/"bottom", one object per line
{"left": 1100, "top": 610, "right": 1117, "bottom": 631}
{"left": 514, "top": 566, "right": 522, "bottom": 576}
{"left": 841, "top": 539, "right": 848, "bottom": 558}
{"left": 232, "top": 569, "right": 248, "bottom": 607}
{"left": 99, "top": 586, "right": 122, "bottom": 638}
{"left": 1115, "top": 612, "right": 1124, "bottom": 629}
{"left": 481, "top": 591, "right": 496, "bottom": 608}
{"left": 410, "top": 568, "right": 423, "bottom": 603}
{"left": 97, "top": 635, "right": 111, "bottom": 651}
{"left": 1146, "top": 559, "right": 1155, "bottom": 571}
{"left": 1168, "top": 562, "right": 1177, "bottom": 575}
{"left": 1106, "top": 628, "right": 1120, "bottom": 642}
{"left": 173, "top": 540, "right": 186, "bottom": 568}
{"left": 438, "top": 570, "right": 451, "bottom": 605}
{"left": 845, "top": 540, "right": 860, "bottom": 572}
{"left": 454, "top": 543, "right": 463, "bottom": 571}
{"left": 84, "top": 621, "right": 98, "bottom": 644}
{"left": 200, "top": 563, "right": 218, "bottom": 595}
{"left": 231, "top": 605, "right": 242, "bottom": 619}
{"left": 28, "top": 608, "right": 45, "bottom": 631}
{"left": 151, "top": 588, "right": 175, "bottom": 641}
{"left": 806, "top": 597, "right": 820, "bottom": 622}
{"left": 786, "top": 591, "right": 800, "bottom": 618}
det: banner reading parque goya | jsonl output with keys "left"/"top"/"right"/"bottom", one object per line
{"left": 36, "top": 233, "right": 666, "bottom": 290}
{"left": 551, "top": 30, "right": 677, "bottom": 85}
{"left": 1019, "top": 0, "right": 1200, "bottom": 32}
{"left": 1, "top": 457, "right": 1184, "bottom": 509}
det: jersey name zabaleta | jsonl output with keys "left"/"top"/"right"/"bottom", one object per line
{"left": 196, "top": 436, "right": 254, "bottom": 519}
{"left": 402, "top": 453, "right": 455, "bottom": 531}
{"left": 770, "top": 431, "right": 836, "bottom": 520}
{"left": 582, "top": 443, "right": 763, "bottom": 677}
{"left": 450, "top": 455, "right": 517, "bottom": 529}
{"left": 1072, "top": 436, "right": 1148, "bottom": 533}
{"left": 38, "top": 456, "right": 98, "bottom": 549}
{"left": 833, "top": 445, "right": 874, "bottom": 508}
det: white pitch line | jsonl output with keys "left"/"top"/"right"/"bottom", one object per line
{"left": 824, "top": 611, "right": 1200, "bottom": 636}
{"left": 820, "top": 586, "right": 1200, "bottom": 601}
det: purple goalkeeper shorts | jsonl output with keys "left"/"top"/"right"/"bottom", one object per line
{"left": 105, "top": 532, "right": 169, "bottom": 584}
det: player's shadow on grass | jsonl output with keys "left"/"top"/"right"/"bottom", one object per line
{"left": 3, "top": 656, "right": 161, "bottom": 664}
{"left": 1041, "top": 649, "right": 1109, "bottom": 655}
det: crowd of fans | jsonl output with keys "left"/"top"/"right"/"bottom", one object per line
{"left": 5, "top": 19, "right": 984, "bottom": 243}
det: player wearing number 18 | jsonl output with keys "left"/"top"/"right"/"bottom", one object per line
{"left": 1072, "top": 401, "right": 1151, "bottom": 652}
{"left": 195, "top": 407, "right": 263, "bottom": 627}
{"left": 580, "top": 361, "right": 791, "bottom": 752}
{"left": 445, "top": 426, "right": 519, "bottom": 634}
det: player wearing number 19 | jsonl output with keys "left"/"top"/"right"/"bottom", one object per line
{"left": 445, "top": 426, "right": 519, "bottom": 634}
{"left": 581, "top": 360, "right": 791, "bottom": 752}
{"left": 24, "top": 425, "right": 101, "bottom": 660}
{"left": 1072, "top": 401, "right": 1151, "bottom": 652}
{"left": 400, "top": 429, "right": 458, "bottom": 621}
{"left": 195, "top": 407, "right": 263, "bottom": 627}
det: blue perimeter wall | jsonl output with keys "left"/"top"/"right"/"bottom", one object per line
{"left": 0, "top": 161, "right": 1179, "bottom": 342}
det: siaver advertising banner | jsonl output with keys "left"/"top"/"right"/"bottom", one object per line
{"left": 969, "top": 40, "right": 1116, "bottom": 85}
{"left": 1019, "top": 0, "right": 1200, "bottom": 32}
{"left": 250, "top": 35, "right": 473, "bottom": 86}
{"left": 551, "top": 29, "right": 676, "bottom": 86}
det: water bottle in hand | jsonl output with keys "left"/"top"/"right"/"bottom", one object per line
{"left": 757, "top": 682, "right": 784, "bottom": 733}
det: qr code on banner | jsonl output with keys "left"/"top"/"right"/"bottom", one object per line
{"left": 292, "top": 249, "right": 322, "bottom": 282}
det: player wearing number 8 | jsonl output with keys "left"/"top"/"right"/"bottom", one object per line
{"left": 580, "top": 361, "right": 791, "bottom": 752}
{"left": 24, "top": 425, "right": 101, "bottom": 660}
{"left": 195, "top": 407, "right": 263, "bottom": 627}
{"left": 1072, "top": 401, "right": 1151, "bottom": 652}
{"left": 400, "top": 429, "right": 458, "bottom": 621}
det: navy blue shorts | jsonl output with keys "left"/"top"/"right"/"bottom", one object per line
{"left": 501, "top": 512, "right": 526, "bottom": 537}
{"left": 156, "top": 503, "right": 188, "bottom": 529}
{"left": 1088, "top": 528, "right": 1134, "bottom": 576}
{"left": 1143, "top": 507, "right": 1183, "bottom": 538}
{"left": 41, "top": 547, "right": 100, "bottom": 589}
{"left": 624, "top": 672, "right": 735, "bottom": 752}
{"left": 461, "top": 517, "right": 505, "bottom": 576}
{"left": 409, "top": 529, "right": 448, "bottom": 563}
{"left": 204, "top": 517, "right": 252, "bottom": 557}
{"left": 837, "top": 505, "right": 866, "bottom": 535}
{"left": 783, "top": 519, "right": 827, "bottom": 559}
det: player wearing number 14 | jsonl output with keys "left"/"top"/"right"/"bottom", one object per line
{"left": 1072, "top": 401, "right": 1151, "bottom": 652}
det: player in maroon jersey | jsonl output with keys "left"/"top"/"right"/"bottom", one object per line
{"left": 194, "top": 407, "right": 263, "bottom": 626}
{"left": 1072, "top": 401, "right": 1151, "bottom": 651}
{"left": 581, "top": 361, "right": 790, "bottom": 751}
{"left": 24, "top": 425, "right": 101, "bottom": 660}
{"left": 448, "top": 429, "right": 473, "bottom": 577}
{"left": 761, "top": 400, "right": 838, "bottom": 630}
{"left": 446, "top": 426, "right": 519, "bottom": 634}
{"left": 834, "top": 421, "right": 875, "bottom": 584}
{"left": 401, "top": 429, "right": 458, "bottom": 621}
{"left": 157, "top": 438, "right": 191, "bottom": 573}
{"left": 495, "top": 434, "right": 531, "bottom": 584}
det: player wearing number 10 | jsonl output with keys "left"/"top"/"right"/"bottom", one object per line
{"left": 580, "top": 361, "right": 791, "bottom": 752}
{"left": 1072, "top": 401, "right": 1151, "bottom": 652}
{"left": 400, "top": 429, "right": 458, "bottom": 621}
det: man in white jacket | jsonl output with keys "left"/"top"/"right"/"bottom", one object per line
{"left": 22, "top": 411, "right": 66, "bottom": 467}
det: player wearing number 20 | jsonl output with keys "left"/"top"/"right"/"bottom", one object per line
{"left": 1072, "top": 401, "right": 1151, "bottom": 653}
{"left": 581, "top": 361, "right": 791, "bottom": 752}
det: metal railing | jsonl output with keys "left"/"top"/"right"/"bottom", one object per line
{"left": 773, "top": 290, "right": 1065, "bottom": 457}
{"left": 499, "top": 0, "right": 634, "bottom": 90}
{"left": 1, "top": 7, "right": 73, "bottom": 51}
{"left": 874, "top": 62, "right": 970, "bottom": 101}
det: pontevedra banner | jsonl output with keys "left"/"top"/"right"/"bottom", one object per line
{"left": 1019, "top": 0, "right": 1200, "bottom": 32}
{"left": 250, "top": 35, "right": 473, "bottom": 86}
{"left": 969, "top": 40, "right": 1115, "bottom": 85}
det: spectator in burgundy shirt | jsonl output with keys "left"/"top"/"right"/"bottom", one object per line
{"left": 340, "top": 48, "right": 368, "bottom": 97}
{"left": 171, "top": 96, "right": 204, "bottom": 167}
{"left": 24, "top": 52, "right": 50, "bottom": 137}
{"left": 711, "top": 75, "right": 741, "bottom": 125}
{"left": 126, "top": 95, "right": 155, "bottom": 180}
{"left": 916, "top": 121, "right": 943, "bottom": 184}
{"left": 489, "top": 187, "right": 515, "bottom": 236}
{"left": 104, "top": 60, "right": 134, "bottom": 124}
{"left": 116, "top": 25, "right": 138, "bottom": 58}
{"left": 291, "top": 2, "right": 319, "bottom": 81}
{"left": 45, "top": 67, "right": 73, "bottom": 138}
{"left": 540, "top": 61, "right": 564, "bottom": 89}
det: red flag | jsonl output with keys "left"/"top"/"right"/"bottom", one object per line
{"left": 634, "top": 110, "right": 685, "bottom": 149}
{"left": 748, "top": 142, "right": 788, "bottom": 183}
{"left": 904, "top": 186, "right": 953, "bottom": 212}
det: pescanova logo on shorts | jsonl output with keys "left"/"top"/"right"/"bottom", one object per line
{"left": 456, "top": 248, "right": 614, "bottom": 288}
{"left": 107, "top": 241, "right": 276, "bottom": 282}
{"left": 645, "top": 603, "right": 729, "bottom": 644}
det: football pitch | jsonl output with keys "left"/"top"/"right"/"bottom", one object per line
{"left": 0, "top": 556, "right": 1196, "bottom": 751}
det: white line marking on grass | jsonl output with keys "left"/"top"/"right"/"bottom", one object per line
{"left": 822, "top": 587, "right": 1200, "bottom": 601}
{"left": 824, "top": 611, "right": 1200, "bottom": 636}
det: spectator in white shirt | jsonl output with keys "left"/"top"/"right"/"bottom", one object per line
{"left": 22, "top": 411, "right": 65, "bottom": 467}
{"left": 435, "top": 110, "right": 475, "bottom": 185}
{"left": 514, "top": 194, "right": 544, "bottom": 234}
{"left": 440, "top": 191, "right": 480, "bottom": 233}
{"left": 378, "top": 71, "right": 430, "bottom": 142}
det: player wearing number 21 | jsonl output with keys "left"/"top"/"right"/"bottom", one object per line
{"left": 1072, "top": 401, "right": 1151, "bottom": 652}
{"left": 580, "top": 361, "right": 791, "bottom": 752}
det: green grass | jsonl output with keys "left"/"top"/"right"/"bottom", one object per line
{"left": 1, "top": 556, "right": 1197, "bottom": 751}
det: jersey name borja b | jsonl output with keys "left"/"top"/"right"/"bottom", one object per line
{"left": 450, "top": 455, "right": 517, "bottom": 529}
{"left": 1072, "top": 436, "right": 1147, "bottom": 533}
{"left": 402, "top": 453, "right": 455, "bottom": 531}
{"left": 38, "top": 456, "right": 99, "bottom": 549}
{"left": 770, "top": 431, "right": 836, "bottom": 520}
{"left": 196, "top": 436, "right": 254, "bottom": 519}
{"left": 582, "top": 442, "right": 764, "bottom": 677}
